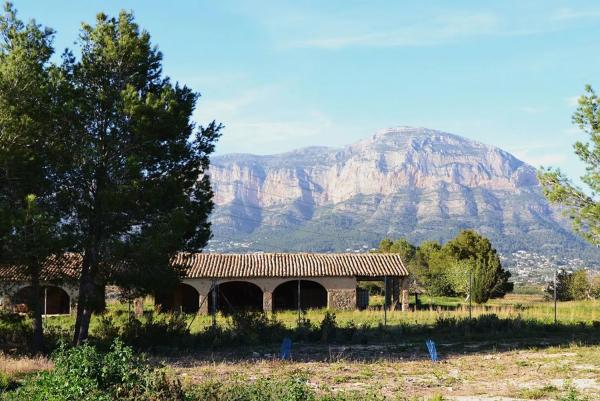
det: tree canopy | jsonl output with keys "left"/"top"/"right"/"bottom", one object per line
{"left": 377, "top": 230, "right": 513, "bottom": 303}
{"left": 538, "top": 85, "right": 600, "bottom": 245}
{"left": 0, "top": 3, "right": 69, "bottom": 351}
{"left": 0, "top": 5, "right": 221, "bottom": 344}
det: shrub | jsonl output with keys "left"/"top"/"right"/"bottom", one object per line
{"left": 120, "top": 311, "right": 191, "bottom": 349}
{"left": 187, "top": 374, "right": 387, "bottom": 401}
{"left": 0, "top": 371, "right": 10, "bottom": 391}
{"left": 2, "top": 340, "right": 186, "bottom": 401}
{"left": 0, "top": 311, "right": 30, "bottom": 351}
{"left": 227, "top": 311, "right": 286, "bottom": 345}
{"left": 188, "top": 374, "right": 315, "bottom": 401}
{"left": 319, "top": 311, "right": 337, "bottom": 343}
{"left": 559, "top": 385, "right": 589, "bottom": 401}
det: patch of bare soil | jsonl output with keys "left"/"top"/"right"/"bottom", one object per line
{"left": 161, "top": 343, "right": 600, "bottom": 399}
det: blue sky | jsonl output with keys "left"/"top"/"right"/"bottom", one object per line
{"left": 14, "top": 1, "right": 600, "bottom": 181}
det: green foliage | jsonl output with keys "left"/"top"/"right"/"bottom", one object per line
{"left": 187, "top": 374, "right": 386, "bottom": 401}
{"left": 570, "top": 270, "right": 592, "bottom": 300}
{"left": 0, "top": 3, "right": 221, "bottom": 344}
{"left": 538, "top": 85, "right": 600, "bottom": 246}
{"left": 444, "top": 230, "right": 513, "bottom": 303}
{"left": 0, "top": 2, "right": 69, "bottom": 352}
{"left": 592, "top": 275, "right": 600, "bottom": 299}
{"left": 93, "top": 311, "right": 191, "bottom": 349}
{"left": 227, "top": 311, "right": 287, "bottom": 345}
{"left": 378, "top": 238, "right": 416, "bottom": 261}
{"left": 546, "top": 269, "right": 593, "bottom": 301}
{"left": 0, "top": 310, "right": 30, "bottom": 351}
{"left": 319, "top": 311, "right": 337, "bottom": 342}
{"left": 0, "top": 371, "right": 9, "bottom": 391}
{"left": 546, "top": 269, "right": 573, "bottom": 301}
{"left": 558, "top": 385, "right": 589, "bottom": 401}
{"left": 0, "top": 5, "right": 224, "bottom": 343}
{"left": 53, "top": 9, "right": 222, "bottom": 342}
{"left": 2, "top": 340, "right": 186, "bottom": 401}
{"left": 380, "top": 230, "right": 512, "bottom": 302}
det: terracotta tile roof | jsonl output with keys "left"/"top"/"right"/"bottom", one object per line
{"left": 174, "top": 253, "right": 408, "bottom": 278}
{"left": 0, "top": 253, "right": 408, "bottom": 281}
{"left": 0, "top": 253, "right": 81, "bottom": 282}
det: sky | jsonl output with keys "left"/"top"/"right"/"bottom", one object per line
{"left": 14, "top": 1, "right": 600, "bottom": 181}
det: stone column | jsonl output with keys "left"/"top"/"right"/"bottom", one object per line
{"left": 0, "top": 293, "right": 12, "bottom": 311}
{"left": 263, "top": 291, "right": 273, "bottom": 314}
{"left": 132, "top": 297, "right": 144, "bottom": 316}
{"left": 198, "top": 292, "right": 209, "bottom": 314}
{"left": 401, "top": 278, "right": 410, "bottom": 311}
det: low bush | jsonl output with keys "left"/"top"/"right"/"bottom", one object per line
{"left": 0, "top": 311, "right": 30, "bottom": 351}
{"left": 92, "top": 311, "right": 191, "bottom": 350}
{"left": 2, "top": 340, "right": 186, "bottom": 401}
{"left": 227, "top": 311, "right": 287, "bottom": 345}
{"left": 188, "top": 374, "right": 387, "bottom": 401}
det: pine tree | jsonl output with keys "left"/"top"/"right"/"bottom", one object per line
{"left": 52, "top": 11, "right": 221, "bottom": 343}
{"left": 0, "top": 3, "right": 69, "bottom": 352}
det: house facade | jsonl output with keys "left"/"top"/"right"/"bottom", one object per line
{"left": 1, "top": 253, "right": 410, "bottom": 315}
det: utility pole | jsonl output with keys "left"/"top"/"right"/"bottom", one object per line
{"left": 469, "top": 269, "right": 472, "bottom": 320}
{"left": 211, "top": 279, "right": 217, "bottom": 328}
{"left": 297, "top": 279, "right": 301, "bottom": 327}
{"left": 554, "top": 271, "right": 557, "bottom": 325}
{"left": 384, "top": 275, "right": 388, "bottom": 326}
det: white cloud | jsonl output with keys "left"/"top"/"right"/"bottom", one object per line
{"left": 197, "top": 85, "right": 280, "bottom": 119}
{"left": 564, "top": 126, "right": 584, "bottom": 136}
{"left": 520, "top": 106, "right": 545, "bottom": 114}
{"left": 566, "top": 95, "right": 581, "bottom": 107}
{"left": 195, "top": 85, "right": 342, "bottom": 154}
{"left": 289, "top": 12, "right": 501, "bottom": 49}
{"left": 511, "top": 150, "right": 567, "bottom": 168}
{"left": 550, "top": 7, "right": 600, "bottom": 21}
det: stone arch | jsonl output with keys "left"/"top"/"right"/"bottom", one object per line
{"left": 14, "top": 285, "right": 70, "bottom": 315}
{"left": 155, "top": 283, "right": 199, "bottom": 313}
{"left": 208, "top": 280, "right": 263, "bottom": 315}
{"left": 273, "top": 280, "right": 328, "bottom": 311}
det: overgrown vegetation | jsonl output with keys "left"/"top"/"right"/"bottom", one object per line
{"left": 1, "top": 340, "right": 435, "bottom": 400}
{"left": 378, "top": 229, "right": 513, "bottom": 302}
{"left": 1, "top": 340, "right": 186, "bottom": 400}
{"left": 3, "top": 294, "right": 600, "bottom": 357}
{"left": 546, "top": 268, "right": 600, "bottom": 301}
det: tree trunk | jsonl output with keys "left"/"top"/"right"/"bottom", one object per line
{"left": 30, "top": 274, "right": 44, "bottom": 353}
{"left": 73, "top": 250, "right": 96, "bottom": 345}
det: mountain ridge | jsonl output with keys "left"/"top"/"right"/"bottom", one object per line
{"left": 207, "top": 127, "right": 599, "bottom": 270}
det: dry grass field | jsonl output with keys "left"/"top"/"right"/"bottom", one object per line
{"left": 3, "top": 293, "right": 600, "bottom": 400}
{"left": 163, "top": 342, "right": 600, "bottom": 400}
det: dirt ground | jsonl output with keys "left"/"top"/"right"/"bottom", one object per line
{"left": 163, "top": 342, "right": 600, "bottom": 400}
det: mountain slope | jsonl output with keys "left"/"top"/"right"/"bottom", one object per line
{"left": 208, "top": 127, "right": 598, "bottom": 267}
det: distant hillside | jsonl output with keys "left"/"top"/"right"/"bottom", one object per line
{"left": 207, "top": 127, "right": 600, "bottom": 268}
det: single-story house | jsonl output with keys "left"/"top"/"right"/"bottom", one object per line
{"left": 1, "top": 253, "right": 409, "bottom": 315}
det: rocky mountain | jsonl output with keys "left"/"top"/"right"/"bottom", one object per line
{"left": 208, "top": 127, "right": 599, "bottom": 268}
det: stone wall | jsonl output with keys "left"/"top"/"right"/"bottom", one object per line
{"left": 327, "top": 289, "right": 356, "bottom": 310}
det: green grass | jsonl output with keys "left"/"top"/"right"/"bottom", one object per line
{"left": 37, "top": 293, "right": 600, "bottom": 337}
{"left": 3, "top": 293, "right": 599, "bottom": 356}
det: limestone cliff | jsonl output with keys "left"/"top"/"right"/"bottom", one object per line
{"left": 208, "top": 127, "right": 595, "bottom": 264}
